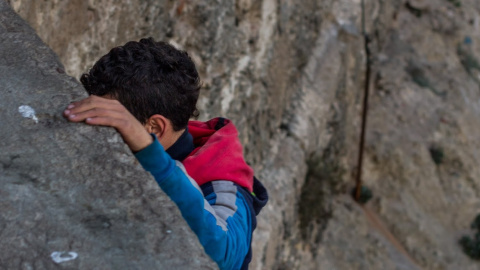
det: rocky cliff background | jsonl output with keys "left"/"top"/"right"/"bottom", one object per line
{"left": 5, "top": 0, "right": 480, "bottom": 269}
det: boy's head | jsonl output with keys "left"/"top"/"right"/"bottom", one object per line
{"left": 80, "top": 37, "right": 201, "bottom": 131}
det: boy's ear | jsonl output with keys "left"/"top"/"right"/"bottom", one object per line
{"left": 146, "top": 114, "right": 169, "bottom": 139}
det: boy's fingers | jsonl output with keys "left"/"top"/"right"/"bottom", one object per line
{"left": 66, "top": 108, "right": 126, "bottom": 124}
{"left": 66, "top": 96, "right": 124, "bottom": 115}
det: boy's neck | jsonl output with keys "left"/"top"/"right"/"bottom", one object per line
{"left": 161, "top": 128, "right": 186, "bottom": 150}
{"left": 165, "top": 128, "right": 195, "bottom": 161}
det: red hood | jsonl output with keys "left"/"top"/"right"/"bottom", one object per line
{"left": 183, "top": 118, "right": 254, "bottom": 192}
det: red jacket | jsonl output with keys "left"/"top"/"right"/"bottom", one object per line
{"left": 183, "top": 118, "right": 254, "bottom": 192}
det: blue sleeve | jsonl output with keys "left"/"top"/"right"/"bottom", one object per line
{"left": 134, "top": 135, "right": 252, "bottom": 270}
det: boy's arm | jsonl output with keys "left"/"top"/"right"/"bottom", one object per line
{"left": 135, "top": 136, "right": 252, "bottom": 270}
{"left": 64, "top": 96, "right": 251, "bottom": 269}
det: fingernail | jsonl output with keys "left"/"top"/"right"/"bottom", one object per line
{"left": 67, "top": 104, "right": 75, "bottom": 109}
{"left": 69, "top": 114, "right": 76, "bottom": 119}
{"left": 64, "top": 110, "right": 70, "bottom": 115}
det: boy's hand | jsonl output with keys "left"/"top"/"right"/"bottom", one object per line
{"left": 63, "top": 95, "right": 153, "bottom": 152}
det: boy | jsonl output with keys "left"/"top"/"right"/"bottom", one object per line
{"left": 63, "top": 37, "right": 268, "bottom": 270}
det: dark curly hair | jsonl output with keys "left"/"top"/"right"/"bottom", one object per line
{"left": 80, "top": 37, "right": 201, "bottom": 131}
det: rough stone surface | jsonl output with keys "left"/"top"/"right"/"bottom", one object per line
{"left": 5, "top": 0, "right": 480, "bottom": 269}
{"left": 0, "top": 2, "right": 216, "bottom": 269}
{"left": 363, "top": 1, "right": 480, "bottom": 269}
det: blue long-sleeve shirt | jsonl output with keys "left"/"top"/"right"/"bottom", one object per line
{"left": 134, "top": 135, "right": 252, "bottom": 270}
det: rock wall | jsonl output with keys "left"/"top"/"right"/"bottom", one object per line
{"left": 364, "top": 0, "right": 480, "bottom": 269}
{"left": 5, "top": 0, "right": 480, "bottom": 269}
{"left": 0, "top": 2, "right": 216, "bottom": 269}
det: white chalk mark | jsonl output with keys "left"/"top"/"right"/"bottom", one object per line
{"left": 18, "top": 105, "right": 39, "bottom": 123}
{"left": 50, "top": 251, "right": 78, "bottom": 263}
{"left": 166, "top": 230, "right": 172, "bottom": 234}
